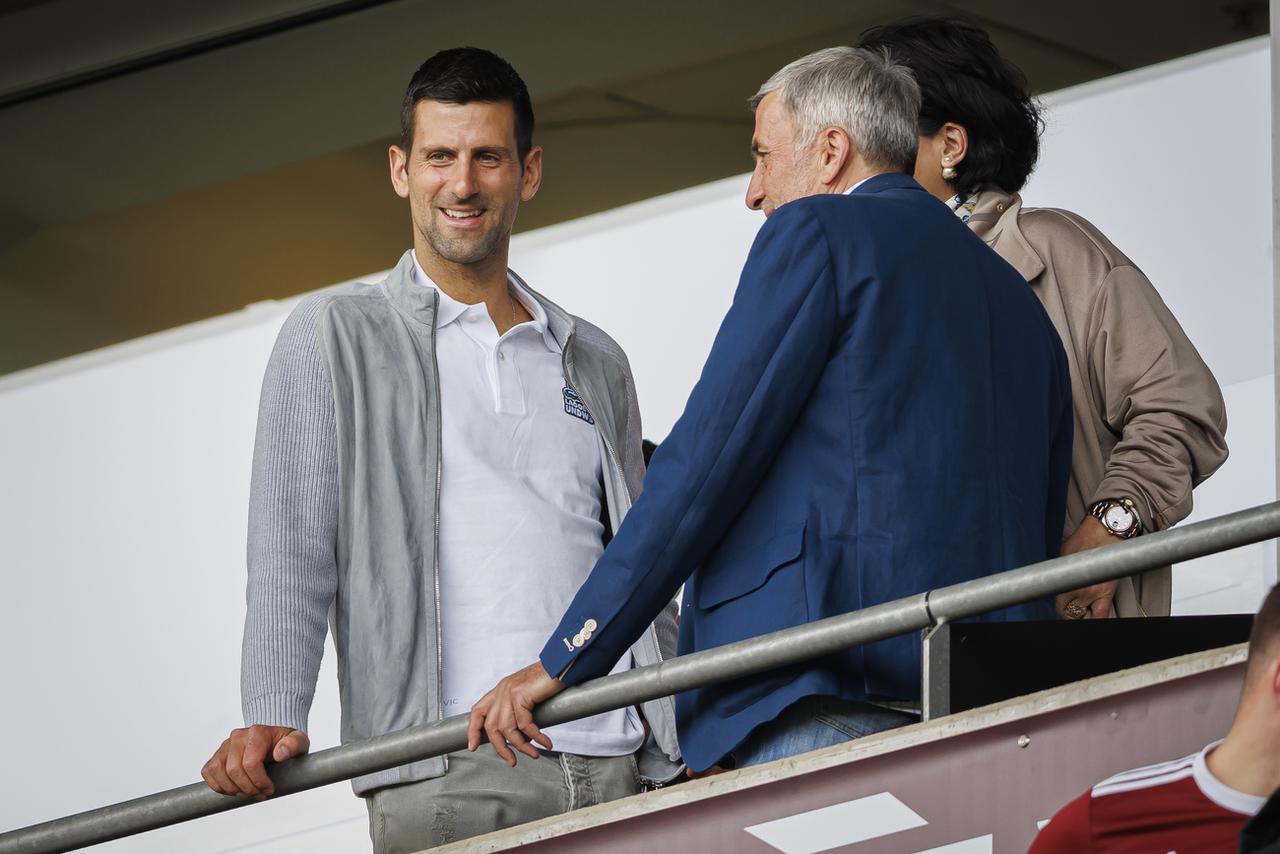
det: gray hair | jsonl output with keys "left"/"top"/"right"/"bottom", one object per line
{"left": 749, "top": 46, "right": 920, "bottom": 172}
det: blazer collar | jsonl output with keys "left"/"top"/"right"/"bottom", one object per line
{"left": 966, "top": 189, "right": 1045, "bottom": 283}
{"left": 848, "top": 171, "right": 927, "bottom": 195}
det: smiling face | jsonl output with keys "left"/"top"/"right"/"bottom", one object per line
{"left": 745, "top": 91, "right": 819, "bottom": 217}
{"left": 390, "top": 99, "right": 541, "bottom": 273}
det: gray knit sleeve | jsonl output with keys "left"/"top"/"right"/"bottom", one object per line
{"left": 240, "top": 296, "right": 339, "bottom": 733}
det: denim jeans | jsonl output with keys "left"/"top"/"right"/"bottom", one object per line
{"left": 365, "top": 749, "right": 639, "bottom": 852}
{"left": 731, "top": 695, "right": 919, "bottom": 769}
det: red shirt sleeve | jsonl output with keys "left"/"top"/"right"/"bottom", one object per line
{"left": 1029, "top": 789, "right": 1094, "bottom": 853}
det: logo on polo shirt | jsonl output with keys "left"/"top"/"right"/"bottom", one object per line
{"left": 562, "top": 386, "right": 595, "bottom": 425}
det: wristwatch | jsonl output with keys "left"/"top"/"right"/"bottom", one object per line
{"left": 1090, "top": 498, "right": 1143, "bottom": 539}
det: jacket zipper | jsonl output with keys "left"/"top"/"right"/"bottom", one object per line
{"left": 430, "top": 301, "right": 446, "bottom": 771}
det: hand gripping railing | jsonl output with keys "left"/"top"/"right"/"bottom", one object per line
{"left": 3, "top": 500, "right": 1279, "bottom": 854}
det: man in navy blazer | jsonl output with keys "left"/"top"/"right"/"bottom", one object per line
{"left": 470, "top": 46, "right": 1072, "bottom": 774}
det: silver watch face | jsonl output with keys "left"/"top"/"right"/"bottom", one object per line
{"left": 1103, "top": 504, "right": 1134, "bottom": 532}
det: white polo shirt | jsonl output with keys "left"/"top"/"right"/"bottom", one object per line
{"left": 412, "top": 255, "right": 644, "bottom": 757}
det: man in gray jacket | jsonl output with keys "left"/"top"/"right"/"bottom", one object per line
{"left": 200, "top": 47, "right": 682, "bottom": 852}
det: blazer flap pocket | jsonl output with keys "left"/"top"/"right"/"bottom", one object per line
{"left": 697, "top": 523, "right": 806, "bottom": 610}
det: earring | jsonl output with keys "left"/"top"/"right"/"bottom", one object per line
{"left": 942, "top": 164, "right": 958, "bottom": 180}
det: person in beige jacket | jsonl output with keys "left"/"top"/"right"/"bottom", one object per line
{"left": 861, "top": 17, "right": 1229, "bottom": 618}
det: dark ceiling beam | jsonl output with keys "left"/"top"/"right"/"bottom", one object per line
{"left": 0, "top": 0, "right": 402, "bottom": 110}
{"left": 941, "top": 2, "right": 1129, "bottom": 76}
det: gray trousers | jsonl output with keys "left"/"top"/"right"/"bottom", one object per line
{"left": 364, "top": 749, "right": 640, "bottom": 852}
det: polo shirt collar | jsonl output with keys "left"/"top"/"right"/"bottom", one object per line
{"left": 381, "top": 250, "right": 577, "bottom": 350}
{"left": 409, "top": 250, "right": 560, "bottom": 351}
{"left": 509, "top": 279, "right": 560, "bottom": 352}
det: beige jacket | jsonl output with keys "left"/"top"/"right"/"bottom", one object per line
{"left": 968, "top": 190, "right": 1229, "bottom": 617}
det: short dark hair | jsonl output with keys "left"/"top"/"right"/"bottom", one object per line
{"left": 399, "top": 47, "right": 535, "bottom": 162}
{"left": 858, "top": 17, "right": 1043, "bottom": 197}
{"left": 1245, "top": 585, "right": 1280, "bottom": 685}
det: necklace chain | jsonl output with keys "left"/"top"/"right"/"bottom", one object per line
{"left": 507, "top": 289, "right": 521, "bottom": 330}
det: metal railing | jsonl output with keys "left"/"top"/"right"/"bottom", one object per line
{"left": 3, "top": 500, "right": 1279, "bottom": 854}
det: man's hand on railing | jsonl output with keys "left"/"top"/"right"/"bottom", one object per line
{"left": 201, "top": 725, "right": 310, "bottom": 801}
{"left": 468, "top": 661, "right": 564, "bottom": 766}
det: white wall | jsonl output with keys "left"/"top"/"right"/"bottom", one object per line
{"left": 0, "top": 37, "right": 1272, "bottom": 852}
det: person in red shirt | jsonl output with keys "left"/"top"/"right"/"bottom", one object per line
{"left": 1032, "top": 585, "right": 1280, "bottom": 852}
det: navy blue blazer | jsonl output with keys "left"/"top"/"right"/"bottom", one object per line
{"left": 541, "top": 173, "right": 1072, "bottom": 772}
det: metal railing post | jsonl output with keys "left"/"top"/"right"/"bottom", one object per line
{"left": 2, "top": 501, "right": 1278, "bottom": 854}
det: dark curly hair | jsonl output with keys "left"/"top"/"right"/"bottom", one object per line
{"left": 858, "top": 17, "right": 1043, "bottom": 197}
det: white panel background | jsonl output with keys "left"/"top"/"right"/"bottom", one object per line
{"left": 0, "top": 37, "right": 1272, "bottom": 851}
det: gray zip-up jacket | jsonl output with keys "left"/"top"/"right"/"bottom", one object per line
{"left": 241, "top": 250, "right": 683, "bottom": 793}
